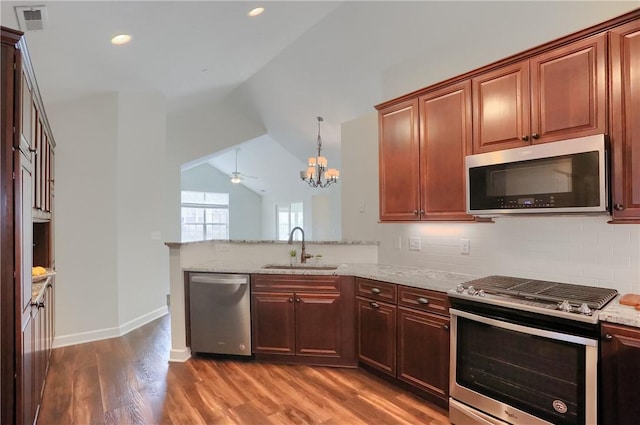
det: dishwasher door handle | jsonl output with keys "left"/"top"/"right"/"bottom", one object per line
{"left": 190, "top": 275, "right": 248, "bottom": 285}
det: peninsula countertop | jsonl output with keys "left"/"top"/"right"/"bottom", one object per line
{"left": 183, "top": 262, "right": 477, "bottom": 293}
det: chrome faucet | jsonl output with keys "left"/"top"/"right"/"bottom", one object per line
{"left": 288, "top": 226, "right": 313, "bottom": 263}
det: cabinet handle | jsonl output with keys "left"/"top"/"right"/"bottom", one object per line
{"left": 521, "top": 135, "right": 529, "bottom": 141}
{"left": 416, "top": 297, "right": 429, "bottom": 305}
{"left": 413, "top": 210, "right": 419, "bottom": 215}
{"left": 614, "top": 204, "right": 624, "bottom": 211}
{"left": 38, "top": 301, "right": 45, "bottom": 309}
{"left": 370, "top": 288, "right": 381, "bottom": 295}
{"left": 29, "top": 147, "right": 37, "bottom": 153}
{"left": 288, "top": 297, "right": 294, "bottom": 302}
{"left": 370, "top": 302, "right": 380, "bottom": 309}
{"left": 531, "top": 133, "right": 539, "bottom": 139}
{"left": 604, "top": 334, "right": 613, "bottom": 341}
{"left": 295, "top": 298, "right": 301, "bottom": 303}
{"left": 419, "top": 209, "right": 425, "bottom": 215}
{"left": 442, "top": 324, "right": 450, "bottom": 331}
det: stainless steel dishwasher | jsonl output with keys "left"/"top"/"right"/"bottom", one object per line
{"left": 189, "top": 273, "right": 251, "bottom": 356}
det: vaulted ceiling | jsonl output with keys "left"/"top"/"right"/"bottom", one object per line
{"left": 2, "top": 1, "right": 637, "bottom": 195}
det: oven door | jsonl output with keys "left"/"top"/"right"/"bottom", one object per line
{"left": 449, "top": 309, "right": 598, "bottom": 425}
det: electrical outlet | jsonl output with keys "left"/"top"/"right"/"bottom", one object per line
{"left": 359, "top": 201, "right": 366, "bottom": 213}
{"left": 409, "top": 237, "right": 421, "bottom": 251}
{"left": 393, "top": 236, "right": 402, "bottom": 249}
{"left": 460, "top": 238, "right": 470, "bottom": 254}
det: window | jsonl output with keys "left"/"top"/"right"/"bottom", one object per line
{"left": 181, "top": 191, "right": 229, "bottom": 242}
{"left": 276, "top": 202, "right": 304, "bottom": 241}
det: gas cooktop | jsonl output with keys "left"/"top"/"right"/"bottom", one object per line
{"left": 449, "top": 275, "right": 619, "bottom": 323}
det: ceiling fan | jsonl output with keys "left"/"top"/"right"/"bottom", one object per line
{"left": 230, "top": 149, "right": 257, "bottom": 184}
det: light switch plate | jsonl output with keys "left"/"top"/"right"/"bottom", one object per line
{"left": 409, "top": 237, "right": 421, "bottom": 251}
{"left": 460, "top": 238, "right": 470, "bottom": 254}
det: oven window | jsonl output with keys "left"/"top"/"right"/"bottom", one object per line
{"left": 457, "top": 317, "right": 585, "bottom": 425}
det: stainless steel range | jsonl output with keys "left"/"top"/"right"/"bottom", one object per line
{"left": 448, "top": 275, "right": 618, "bottom": 425}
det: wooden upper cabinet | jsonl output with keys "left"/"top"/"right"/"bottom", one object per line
{"left": 609, "top": 19, "right": 640, "bottom": 222}
{"left": 378, "top": 99, "right": 420, "bottom": 221}
{"left": 472, "top": 33, "right": 607, "bottom": 153}
{"left": 472, "top": 61, "right": 531, "bottom": 153}
{"left": 530, "top": 33, "right": 607, "bottom": 144}
{"left": 419, "top": 81, "right": 474, "bottom": 221}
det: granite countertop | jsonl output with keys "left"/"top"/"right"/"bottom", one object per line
{"left": 166, "top": 239, "right": 379, "bottom": 248}
{"left": 599, "top": 295, "right": 640, "bottom": 328}
{"left": 184, "top": 262, "right": 477, "bottom": 293}
{"left": 31, "top": 272, "right": 56, "bottom": 303}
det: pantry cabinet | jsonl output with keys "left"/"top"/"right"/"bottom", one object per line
{"left": 609, "top": 19, "right": 640, "bottom": 222}
{"left": 2, "top": 26, "right": 56, "bottom": 425}
{"left": 600, "top": 322, "right": 640, "bottom": 425}
{"left": 251, "top": 274, "right": 356, "bottom": 367}
{"left": 472, "top": 33, "right": 607, "bottom": 154}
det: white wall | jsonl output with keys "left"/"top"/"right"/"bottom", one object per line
{"left": 341, "top": 114, "right": 640, "bottom": 295}
{"left": 49, "top": 92, "right": 120, "bottom": 341}
{"left": 115, "top": 92, "right": 170, "bottom": 327}
{"left": 181, "top": 163, "right": 263, "bottom": 240}
{"left": 49, "top": 91, "right": 171, "bottom": 346}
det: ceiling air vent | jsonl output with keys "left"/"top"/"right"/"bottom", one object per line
{"left": 15, "top": 6, "right": 48, "bottom": 32}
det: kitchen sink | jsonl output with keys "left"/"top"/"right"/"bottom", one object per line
{"left": 262, "top": 264, "right": 338, "bottom": 271}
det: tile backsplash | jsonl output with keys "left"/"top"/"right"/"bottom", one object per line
{"left": 378, "top": 216, "right": 640, "bottom": 294}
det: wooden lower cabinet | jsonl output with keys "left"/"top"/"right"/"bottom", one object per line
{"left": 251, "top": 274, "right": 356, "bottom": 367}
{"left": 252, "top": 291, "right": 296, "bottom": 355}
{"left": 397, "top": 307, "right": 449, "bottom": 404}
{"left": 600, "top": 322, "right": 640, "bottom": 425}
{"left": 19, "top": 280, "right": 54, "bottom": 425}
{"left": 356, "top": 297, "right": 397, "bottom": 376}
{"left": 356, "top": 278, "right": 451, "bottom": 408}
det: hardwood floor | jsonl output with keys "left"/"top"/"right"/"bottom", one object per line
{"left": 38, "top": 315, "right": 451, "bottom": 425}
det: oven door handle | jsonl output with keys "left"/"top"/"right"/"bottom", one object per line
{"left": 449, "top": 308, "right": 598, "bottom": 347}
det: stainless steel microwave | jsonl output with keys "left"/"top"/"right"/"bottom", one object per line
{"left": 466, "top": 134, "right": 608, "bottom": 215}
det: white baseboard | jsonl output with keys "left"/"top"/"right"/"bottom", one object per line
{"left": 52, "top": 306, "right": 169, "bottom": 349}
{"left": 169, "top": 347, "right": 192, "bottom": 362}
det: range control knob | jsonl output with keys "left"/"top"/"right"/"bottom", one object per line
{"left": 577, "top": 303, "right": 592, "bottom": 315}
{"left": 467, "top": 285, "right": 477, "bottom": 296}
{"left": 558, "top": 300, "right": 573, "bottom": 313}
{"left": 456, "top": 284, "right": 465, "bottom": 294}
{"left": 477, "top": 289, "right": 486, "bottom": 297}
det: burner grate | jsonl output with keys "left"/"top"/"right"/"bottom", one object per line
{"left": 463, "top": 275, "right": 618, "bottom": 309}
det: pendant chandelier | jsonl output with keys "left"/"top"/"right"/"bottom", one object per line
{"left": 299, "top": 117, "right": 340, "bottom": 188}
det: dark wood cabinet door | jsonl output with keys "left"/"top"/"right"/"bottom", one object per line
{"left": 610, "top": 20, "right": 640, "bottom": 222}
{"left": 295, "top": 292, "right": 341, "bottom": 358}
{"left": 600, "top": 323, "right": 640, "bottom": 425}
{"left": 397, "top": 308, "right": 450, "bottom": 406}
{"left": 378, "top": 98, "right": 420, "bottom": 221}
{"left": 356, "top": 297, "right": 396, "bottom": 376}
{"left": 530, "top": 33, "right": 607, "bottom": 144}
{"left": 19, "top": 311, "right": 35, "bottom": 425}
{"left": 251, "top": 291, "right": 295, "bottom": 355}
{"left": 419, "top": 80, "right": 475, "bottom": 221}
{"left": 18, "top": 149, "right": 33, "bottom": 329}
{"left": 472, "top": 61, "right": 531, "bottom": 153}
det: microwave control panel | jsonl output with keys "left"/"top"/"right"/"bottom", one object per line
{"left": 496, "top": 196, "right": 555, "bottom": 209}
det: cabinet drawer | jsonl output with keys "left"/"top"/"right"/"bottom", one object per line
{"left": 397, "top": 286, "right": 449, "bottom": 316}
{"left": 252, "top": 274, "right": 340, "bottom": 292}
{"left": 356, "top": 278, "right": 397, "bottom": 303}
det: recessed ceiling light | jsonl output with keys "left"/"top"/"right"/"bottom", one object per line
{"left": 248, "top": 7, "right": 264, "bottom": 17}
{"left": 111, "top": 34, "right": 132, "bottom": 45}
